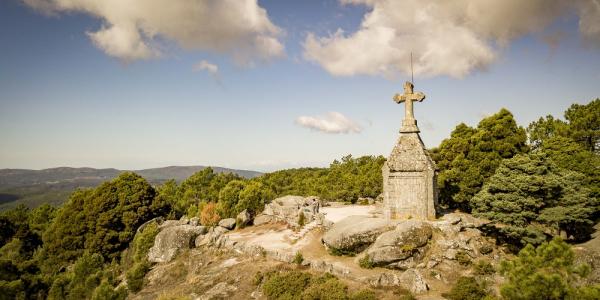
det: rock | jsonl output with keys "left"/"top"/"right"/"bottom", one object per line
{"left": 236, "top": 209, "right": 251, "bottom": 226}
{"left": 148, "top": 225, "right": 206, "bottom": 263}
{"left": 399, "top": 269, "right": 429, "bottom": 294}
{"left": 253, "top": 214, "right": 274, "bottom": 226}
{"left": 219, "top": 218, "right": 236, "bottom": 230}
{"left": 159, "top": 219, "right": 189, "bottom": 229}
{"left": 322, "top": 216, "right": 396, "bottom": 252}
{"left": 189, "top": 217, "right": 200, "bottom": 226}
{"left": 263, "top": 195, "right": 321, "bottom": 226}
{"left": 197, "top": 282, "right": 237, "bottom": 300}
{"left": 180, "top": 216, "right": 190, "bottom": 224}
{"left": 196, "top": 226, "right": 229, "bottom": 247}
{"left": 136, "top": 217, "right": 163, "bottom": 234}
{"left": 366, "top": 220, "right": 433, "bottom": 269}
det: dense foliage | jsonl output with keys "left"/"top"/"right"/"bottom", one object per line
{"left": 500, "top": 238, "right": 600, "bottom": 300}
{"left": 258, "top": 269, "right": 379, "bottom": 300}
{"left": 472, "top": 152, "right": 597, "bottom": 246}
{"left": 431, "top": 109, "right": 528, "bottom": 210}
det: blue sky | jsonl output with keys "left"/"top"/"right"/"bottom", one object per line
{"left": 1, "top": 0, "right": 599, "bottom": 172}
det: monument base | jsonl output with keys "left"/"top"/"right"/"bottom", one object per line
{"left": 382, "top": 132, "right": 437, "bottom": 220}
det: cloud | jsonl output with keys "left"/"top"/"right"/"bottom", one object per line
{"left": 295, "top": 112, "right": 362, "bottom": 134}
{"left": 23, "top": 0, "right": 284, "bottom": 63}
{"left": 303, "top": 0, "right": 599, "bottom": 78}
{"left": 193, "top": 60, "right": 219, "bottom": 76}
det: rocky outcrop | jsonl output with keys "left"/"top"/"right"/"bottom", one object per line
{"left": 366, "top": 220, "right": 433, "bottom": 269}
{"left": 253, "top": 214, "right": 274, "bottom": 226}
{"left": 196, "top": 226, "right": 229, "bottom": 248}
{"left": 322, "top": 216, "right": 396, "bottom": 252}
{"left": 219, "top": 218, "right": 236, "bottom": 230}
{"left": 236, "top": 209, "right": 251, "bottom": 226}
{"left": 148, "top": 225, "right": 207, "bottom": 263}
{"left": 263, "top": 195, "right": 322, "bottom": 227}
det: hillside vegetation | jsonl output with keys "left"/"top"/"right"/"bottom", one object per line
{"left": 0, "top": 98, "right": 598, "bottom": 299}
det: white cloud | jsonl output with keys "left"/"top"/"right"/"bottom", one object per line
{"left": 303, "top": 0, "right": 598, "bottom": 78}
{"left": 193, "top": 60, "right": 219, "bottom": 76}
{"left": 23, "top": 0, "right": 284, "bottom": 63}
{"left": 295, "top": 112, "right": 362, "bottom": 134}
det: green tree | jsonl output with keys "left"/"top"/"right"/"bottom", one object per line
{"left": 432, "top": 109, "right": 528, "bottom": 210}
{"left": 527, "top": 115, "right": 569, "bottom": 150}
{"left": 472, "top": 153, "right": 597, "bottom": 246}
{"left": 175, "top": 168, "right": 241, "bottom": 216}
{"left": 217, "top": 180, "right": 247, "bottom": 218}
{"left": 564, "top": 99, "right": 599, "bottom": 154}
{"left": 236, "top": 181, "right": 275, "bottom": 215}
{"left": 500, "top": 238, "right": 597, "bottom": 300}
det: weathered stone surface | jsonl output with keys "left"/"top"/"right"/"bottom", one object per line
{"left": 366, "top": 220, "right": 433, "bottom": 269}
{"left": 196, "top": 226, "right": 229, "bottom": 247}
{"left": 322, "top": 216, "right": 395, "bottom": 252}
{"left": 383, "top": 82, "right": 437, "bottom": 220}
{"left": 370, "top": 269, "right": 428, "bottom": 294}
{"left": 148, "top": 225, "right": 206, "bottom": 263}
{"left": 196, "top": 282, "right": 237, "bottom": 300}
{"left": 189, "top": 217, "right": 200, "bottom": 226}
{"left": 237, "top": 209, "right": 251, "bottom": 226}
{"left": 263, "top": 195, "right": 322, "bottom": 226}
{"left": 253, "top": 214, "right": 274, "bottom": 226}
{"left": 159, "top": 219, "right": 189, "bottom": 229}
{"left": 218, "top": 218, "right": 236, "bottom": 230}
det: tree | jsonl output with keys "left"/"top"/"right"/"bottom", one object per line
{"left": 175, "top": 168, "right": 241, "bottom": 216}
{"left": 42, "top": 172, "right": 166, "bottom": 269}
{"left": 217, "top": 180, "right": 247, "bottom": 218}
{"left": 236, "top": 181, "right": 275, "bottom": 215}
{"left": 527, "top": 115, "right": 569, "bottom": 150}
{"left": 564, "top": 99, "right": 599, "bottom": 154}
{"left": 472, "top": 153, "right": 597, "bottom": 246}
{"left": 500, "top": 238, "right": 598, "bottom": 300}
{"left": 432, "top": 109, "right": 528, "bottom": 210}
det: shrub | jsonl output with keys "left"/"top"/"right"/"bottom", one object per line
{"left": 302, "top": 276, "right": 348, "bottom": 300}
{"left": 298, "top": 211, "right": 306, "bottom": 227}
{"left": 359, "top": 254, "right": 374, "bottom": 269}
{"left": 443, "top": 276, "right": 489, "bottom": 300}
{"left": 349, "top": 289, "right": 377, "bottom": 300}
{"left": 200, "top": 202, "right": 221, "bottom": 226}
{"left": 91, "top": 281, "right": 127, "bottom": 300}
{"left": 126, "top": 261, "right": 150, "bottom": 293}
{"left": 456, "top": 250, "right": 472, "bottom": 266}
{"left": 328, "top": 248, "right": 356, "bottom": 257}
{"left": 262, "top": 270, "right": 312, "bottom": 300}
{"left": 500, "top": 237, "right": 594, "bottom": 300}
{"left": 293, "top": 252, "right": 304, "bottom": 265}
{"left": 132, "top": 222, "right": 159, "bottom": 263}
{"left": 473, "top": 260, "right": 495, "bottom": 275}
{"left": 393, "top": 287, "right": 416, "bottom": 300}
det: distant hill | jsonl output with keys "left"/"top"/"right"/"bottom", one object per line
{"left": 0, "top": 166, "right": 261, "bottom": 210}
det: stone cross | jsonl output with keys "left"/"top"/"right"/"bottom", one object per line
{"left": 393, "top": 81, "right": 425, "bottom": 132}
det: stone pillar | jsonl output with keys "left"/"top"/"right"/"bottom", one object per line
{"left": 382, "top": 131, "right": 438, "bottom": 220}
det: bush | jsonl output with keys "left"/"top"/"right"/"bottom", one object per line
{"left": 302, "top": 277, "right": 348, "bottom": 300}
{"left": 456, "top": 250, "right": 472, "bottom": 266}
{"left": 126, "top": 261, "right": 150, "bottom": 293}
{"left": 473, "top": 260, "right": 495, "bottom": 275}
{"left": 132, "top": 222, "right": 159, "bottom": 263}
{"left": 298, "top": 212, "right": 306, "bottom": 227}
{"left": 443, "top": 276, "right": 489, "bottom": 300}
{"left": 393, "top": 287, "right": 416, "bottom": 300}
{"left": 349, "top": 289, "right": 377, "bottom": 300}
{"left": 500, "top": 237, "right": 594, "bottom": 300}
{"left": 262, "top": 270, "right": 312, "bottom": 300}
{"left": 91, "top": 281, "right": 127, "bottom": 300}
{"left": 200, "top": 202, "right": 221, "bottom": 226}
{"left": 293, "top": 252, "right": 304, "bottom": 265}
{"left": 359, "top": 254, "right": 374, "bottom": 269}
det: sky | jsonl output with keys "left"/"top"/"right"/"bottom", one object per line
{"left": 1, "top": 0, "right": 599, "bottom": 172}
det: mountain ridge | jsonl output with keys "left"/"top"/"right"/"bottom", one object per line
{"left": 0, "top": 165, "right": 262, "bottom": 210}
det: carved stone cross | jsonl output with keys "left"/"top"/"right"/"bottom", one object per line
{"left": 393, "top": 81, "right": 425, "bottom": 132}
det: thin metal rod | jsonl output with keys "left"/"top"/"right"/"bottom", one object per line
{"left": 410, "top": 52, "right": 414, "bottom": 84}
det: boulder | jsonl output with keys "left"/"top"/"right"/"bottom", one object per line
{"left": 322, "top": 216, "right": 396, "bottom": 253}
{"left": 196, "top": 226, "right": 229, "bottom": 247}
{"left": 218, "top": 218, "right": 236, "bottom": 230}
{"left": 236, "top": 209, "right": 251, "bottom": 226}
{"left": 366, "top": 220, "right": 433, "bottom": 269}
{"left": 263, "top": 195, "right": 321, "bottom": 226}
{"left": 189, "top": 217, "right": 200, "bottom": 226}
{"left": 148, "top": 225, "right": 206, "bottom": 263}
{"left": 159, "top": 219, "right": 189, "bottom": 229}
{"left": 253, "top": 214, "right": 274, "bottom": 226}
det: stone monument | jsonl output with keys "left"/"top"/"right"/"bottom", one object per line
{"left": 382, "top": 81, "right": 437, "bottom": 220}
